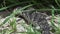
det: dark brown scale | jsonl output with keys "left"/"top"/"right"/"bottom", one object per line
{"left": 19, "top": 11, "right": 51, "bottom": 34}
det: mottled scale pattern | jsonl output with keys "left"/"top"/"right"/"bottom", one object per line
{"left": 19, "top": 11, "right": 51, "bottom": 34}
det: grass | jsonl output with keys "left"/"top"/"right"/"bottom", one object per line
{"left": 0, "top": 0, "right": 60, "bottom": 34}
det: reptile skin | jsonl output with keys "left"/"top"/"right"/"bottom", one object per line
{"left": 19, "top": 11, "right": 51, "bottom": 34}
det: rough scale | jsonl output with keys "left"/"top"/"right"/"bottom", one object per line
{"left": 19, "top": 11, "right": 51, "bottom": 34}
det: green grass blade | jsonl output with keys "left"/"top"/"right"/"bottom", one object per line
{"left": 0, "top": 1, "right": 32, "bottom": 11}
{"left": 0, "top": 4, "right": 33, "bottom": 27}
{"left": 55, "top": 0, "right": 60, "bottom": 7}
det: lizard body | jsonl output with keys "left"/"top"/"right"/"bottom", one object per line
{"left": 19, "top": 11, "right": 51, "bottom": 34}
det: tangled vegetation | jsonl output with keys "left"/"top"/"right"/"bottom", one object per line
{"left": 0, "top": 0, "right": 60, "bottom": 34}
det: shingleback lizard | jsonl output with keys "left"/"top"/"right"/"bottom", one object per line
{"left": 19, "top": 11, "right": 51, "bottom": 34}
